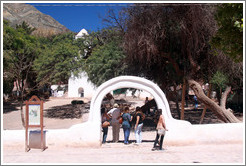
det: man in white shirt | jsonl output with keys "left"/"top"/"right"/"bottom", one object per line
{"left": 107, "top": 103, "right": 121, "bottom": 142}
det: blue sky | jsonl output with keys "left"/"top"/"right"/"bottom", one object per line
{"left": 28, "top": 3, "right": 129, "bottom": 33}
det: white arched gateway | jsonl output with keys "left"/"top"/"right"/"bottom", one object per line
{"left": 67, "top": 76, "right": 190, "bottom": 145}
{"left": 3, "top": 76, "right": 243, "bottom": 148}
{"left": 67, "top": 76, "right": 191, "bottom": 147}
{"left": 89, "top": 76, "right": 185, "bottom": 123}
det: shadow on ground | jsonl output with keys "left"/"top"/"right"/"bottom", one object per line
{"left": 3, "top": 98, "right": 51, "bottom": 114}
{"left": 3, "top": 101, "right": 21, "bottom": 113}
{"left": 105, "top": 139, "right": 155, "bottom": 144}
{"left": 44, "top": 104, "right": 89, "bottom": 119}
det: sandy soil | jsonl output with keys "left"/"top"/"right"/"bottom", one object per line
{"left": 3, "top": 97, "right": 90, "bottom": 130}
{"left": 3, "top": 142, "right": 243, "bottom": 164}
{"left": 2, "top": 97, "right": 244, "bottom": 164}
{"left": 2, "top": 124, "right": 244, "bottom": 164}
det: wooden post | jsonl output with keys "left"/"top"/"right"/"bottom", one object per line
{"left": 40, "top": 99, "right": 44, "bottom": 150}
{"left": 25, "top": 104, "right": 29, "bottom": 152}
{"left": 181, "top": 78, "right": 186, "bottom": 120}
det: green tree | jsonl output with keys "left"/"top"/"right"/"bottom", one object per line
{"left": 16, "top": 21, "right": 36, "bottom": 35}
{"left": 112, "top": 4, "right": 241, "bottom": 123}
{"left": 84, "top": 29, "right": 127, "bottom": 86}
{"left": 210, "top": 71, "right": 229, "bottom": 104}
{"left": 34, "top": 32, "right": 82, "bottom": 86}
{"left": 3, "top": 20, "right": 40, "bottom": 127}
{"left": 211, "top": 3, "right": 243, "bottom": 62}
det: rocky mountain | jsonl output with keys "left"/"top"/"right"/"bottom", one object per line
{"left": 3, "top": 3, "right": 71, "bottom": 36}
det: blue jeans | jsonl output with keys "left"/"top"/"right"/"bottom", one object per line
{"left": 135, "top": 123, "right": 143, "bottom": 143}
{"left": 102, "top": 127, "right": 108, "bottom": 143}
{"left": 123, "top": 127, "right": 130, "bottom": 144}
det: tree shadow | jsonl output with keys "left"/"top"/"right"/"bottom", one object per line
{"left": 141, "top": 117, "right": 156, "bottom": 131}
{"left": 44, "top": 104, "right": 88, "bottom": 119}
{"left": 117, "top": 100, "right": 139, "bottom": 106}
{"left": 3, "top": 101, "right": 21, "bottom": 113}
{"left": 106, "top": 139, "right": 155, "bottom": 144}
{"left": 3, "top": 98, "right": 51, "bottom": 114}
{"left": 103, "top": 98, "right": 139, "bottom": 106}
{"left": 170, "top": 107, "right": 225, "bottom": 124}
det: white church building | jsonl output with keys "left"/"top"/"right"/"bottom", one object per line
{"left": 68, "top": 29, "right": 97, "bottom": 99}
{"left": 68, "top": 72, "right": 96, "bottom": 98}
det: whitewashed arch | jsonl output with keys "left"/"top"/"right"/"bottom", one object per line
{"left": 89, "top": 76, "right": 174, "bottom": 122}
{"left": 69, "top": 76, "right": 191, "bottom": 147}
{"left": 88, "top": 76, "right": 191, "bottom": 133}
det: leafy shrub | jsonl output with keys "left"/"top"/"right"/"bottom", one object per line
{"left": 71, "top": 100, "right": 84, "bottom": 105}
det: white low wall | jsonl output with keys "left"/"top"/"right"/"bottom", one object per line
{"left": 3, "top": 76, "right": 243, "bottom": 148}
{"left": 2, "top": 123, "right": 244, "bottom": 148}
{"left": 165, "top": 122, "right": 244, "bottom": 146}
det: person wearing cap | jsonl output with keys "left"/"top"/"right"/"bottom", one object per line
{"left": 107, "top": 103, "right": 121, "bottom": 142}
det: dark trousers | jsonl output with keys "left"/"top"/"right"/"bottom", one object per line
{"left": 102, "top": 127, "right": 108, "bottom": 143}
{"left": 153, "top": 132, "right": 164, "bottom": 149}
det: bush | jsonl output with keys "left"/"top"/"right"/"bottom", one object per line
{"left": 71, "top": 100, "right": 84, "bottom": 105}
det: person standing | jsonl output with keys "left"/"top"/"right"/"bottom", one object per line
{"left": 134, "top": 106, "right": 145, "bottom": 144}
{"left": 101, "top": 107, "right": 111, "bottom": 144}
{"left": 193, "top": 95, "right": 198, "bottom": 110}
{"left": 152, "top": 109, "right": 168, "bottom": 151}
{"left": 122, "top": 106, "right": 132, "bottom": 145}
{"left": 106, "top": 93, "right": 115, "bottom": 108}
{"left": 144, "top": 97, "right": 150, "bottom": 115}
{"left": 107, "top": 103, "right": 121, "bottom": 142}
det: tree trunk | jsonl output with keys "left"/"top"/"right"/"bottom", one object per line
{"left": 181, "top": 79, "right": 186, "bottom": 120}
{"left": 175, "top": 93, "right": 181, "bottom": 119}
{"left": 173, "top": 85, "right": 181, "bottom": 119}
{"left": 188, "top": 79, "right": 241, "bottom": 123}
{"left": 199, "top": 83, "right": 212, "bottom": 124}
{"left": 18, "top": 78, "right": 25, "bottom": 128}
{"left": 20, "top": 90, "right": 25, "bottom": 127}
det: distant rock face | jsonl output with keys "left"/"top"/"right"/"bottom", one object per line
{"left": 3, "top": 3, "right": 71, "bottom": 36}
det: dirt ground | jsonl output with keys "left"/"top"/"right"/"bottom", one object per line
{"left": 2, "top": 97, "right": 244, "bottom": 164}
{"left": 3, "top": 97, "right": 90, "bottom": 130}
{"left": 2, "top": 140, "right": 244, "bottom": 164}
{"left": 3, "top": 96, "right": 243, "bottom": 130}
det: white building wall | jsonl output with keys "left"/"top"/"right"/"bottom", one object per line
{"left": 68, "top": 72, "right": 97, "bottom": 99}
